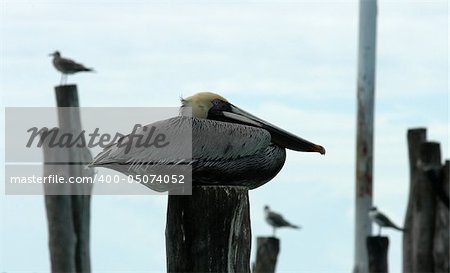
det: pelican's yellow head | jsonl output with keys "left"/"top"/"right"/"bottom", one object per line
{"left": 180, "top": 91, "right": 326, "bottom": 155}
{"left": 181, "top": 92, "right": 228, "bottom": 119}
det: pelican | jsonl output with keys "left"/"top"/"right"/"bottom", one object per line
{"left": 91, "top": 92, "right": 325, "bottom": 191}
{"left": 369, "top": 207, "right": 404, "bottom": 235}
{"left": 49, "top": 51, "right": 94, "bottom": 85}
{"left": 264, "top": 205, "right": 301, "bottom": 236}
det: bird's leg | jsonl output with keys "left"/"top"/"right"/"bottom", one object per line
{"left": 60, "top": 73, "right": 64, "bottom": 85}
{"left": 378, "top": 225, "right": 381, "bottom": 236}
{"left": 272, "top": 227, "right": 276, "bottom": 237}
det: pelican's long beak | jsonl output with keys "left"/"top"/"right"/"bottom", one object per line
{"left": 221, "top": 104, "right": 326, "bottom": 155}
{"left": 48, "top": 53, "right": 54, "bottom": 56}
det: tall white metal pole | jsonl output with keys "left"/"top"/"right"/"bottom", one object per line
{"left": 354, "top": 0, "right": 377, "bottom": 273}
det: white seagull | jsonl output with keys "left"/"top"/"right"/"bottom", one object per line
{"left": 49, "top": 51, "right": 94, "bottom": 85}
{"left": 369, "top": 207, "right": 403, "bottom": 235}
{"left": 264, "top": 205, "right": 300, "bottom": 236}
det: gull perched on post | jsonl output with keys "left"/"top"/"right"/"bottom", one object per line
{"left": 264, "top": 205, "right": 300, "bottom": 236}
{"left": 49, "top": 51, "right": 94, "bottom": 85}
{"left": 369, "top": 207, "right": 404, "bottom": 236}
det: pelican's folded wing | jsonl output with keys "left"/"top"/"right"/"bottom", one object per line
{"left": 91, "top": 116, "right": 286, "bottom": 191}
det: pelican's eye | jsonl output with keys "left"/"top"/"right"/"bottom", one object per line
{"left": 209, "top": 99, "right": 231, "bottom": 115}
{"left": 212, "top": 99, "right": 222, "bottom": 106}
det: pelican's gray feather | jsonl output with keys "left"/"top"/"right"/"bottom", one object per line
{"left": 91, "top": 116, "right": 286, "bottom": 191}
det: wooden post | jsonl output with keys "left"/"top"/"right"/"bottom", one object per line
{"left": 413, "top": 142, "right": 440, "bottom": 272}
{"left": 366, "top": 236, "right": 388, "bottom": 273}
{"left": 403, "top": 128, "right": 426, "bottom": 273}
{"left": 403, "top": 132, "right": 441, "bottom": 273}
{"left": 433, "top": 160, "right": 449, "bottom": 273}
{"left": 166, "top": 186, "right": 251, "bottom": 273}
{"left": 253, "top": 237, "right": 280, "bottom": 273}
{"left": 55, "top": 84, "right": 80, "bottom": 107}
{"left": 354, "top": 0, "right": 377, "bottom": 272}
{"left": 43, "top": 84, "right": 93, "bottom": 273}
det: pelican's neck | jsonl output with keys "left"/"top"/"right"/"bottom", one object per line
{"left": 179, "top": 105, "right": 193, "bottom": 117}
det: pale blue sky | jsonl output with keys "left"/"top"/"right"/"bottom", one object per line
{"left": 1, "top": 1, "right": 448, "bottom": 272}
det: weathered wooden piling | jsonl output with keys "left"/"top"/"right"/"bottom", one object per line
{"left": 366, "top": 236, "right": 388, "bottom": 273}
{"left": 413, "top": 142, "right": 440, "bottom": 272}
{"left": 433, "top": 160, "right": 449, "bottom": 273}
{"left": 253, "top": 237, "right": 280, "bottom": 273}
{"left": 403, "top": 128, "right": 426, "bottom": 273}
{"left": 166, "top": 186, "right": 251, "bottom": 273}
{"left": 403, "top": 128, "right": 449, "bottom": 273}
{"left": 43, "top": 84, "right": 93, "bottom": 273}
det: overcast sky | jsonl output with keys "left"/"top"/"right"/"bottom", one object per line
{"left": 1, "top": 0, "right": 448, "bottom": 272}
